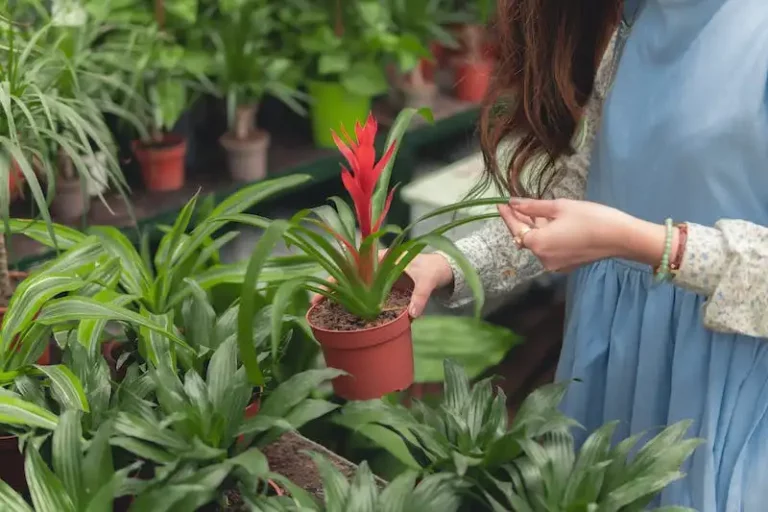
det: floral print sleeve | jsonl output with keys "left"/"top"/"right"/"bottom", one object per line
{"left": 439, "top": 33, "right": 619, "bottom": 307}
{"left": 675, "top": 221, "right": 768, "bottom": 337}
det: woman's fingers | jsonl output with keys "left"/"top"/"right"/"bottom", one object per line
{"left": 498, "top": 204, "right": 533, "bottom": 236}
{"left": 509, "top": 198, "right": 562, "bottom": 219}
{"left": 408, "top": 276, "right": 437, "bottom": 318}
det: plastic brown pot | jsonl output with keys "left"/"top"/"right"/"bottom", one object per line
{"left": 220, "top": 130, "right": 271, "bottom": 182}
{"left": 0, "top": 434, "right": 26, "bottom": 493}
{"left": 51, "top": 177, "right": 86, "bottom": 220}
{"left": 307, "top": 275, "right": 415, "bottom": 401}
{"left": 102, "top": 341, "right": 129, "bottom": 382}
{"left": 132, "top": 134, "right": 186, "bottom": 192}
{"left": 453, "top": 57, "right": 494, "bottom": 103}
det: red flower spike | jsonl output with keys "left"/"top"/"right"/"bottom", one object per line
{"left": 332, "top": 114, "right": 397, "bottom": 240}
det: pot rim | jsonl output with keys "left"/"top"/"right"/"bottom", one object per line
{"left": 132, "top": 134, "right": 186, "bottom": 151}
{"left": 305, "top": 273, "right": 414, "bottom": 335}
{"left": 219, "top": 129, "right": 271, "bottom": 147}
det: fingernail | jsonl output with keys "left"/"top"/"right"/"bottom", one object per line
{"left": 408, "top": 306, "right": 418, "bottom": 317}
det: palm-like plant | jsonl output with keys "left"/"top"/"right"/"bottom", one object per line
{"left": 338, "top": 360, "right": 701, "bottom": 511}
{"left": 247, "top": 453, "right": 466, "bottom": 512}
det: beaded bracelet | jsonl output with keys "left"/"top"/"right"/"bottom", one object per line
{"left": 669, "top": 222, "right": 689, "bottom": 277}
{"left": 653, "top": 218, "right": 674, "bottom": 283}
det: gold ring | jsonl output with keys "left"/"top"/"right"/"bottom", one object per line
{"left": 514, "top": 226, "right": 533, "bottom": 249}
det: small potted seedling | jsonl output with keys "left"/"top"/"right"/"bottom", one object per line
{"left": 231, "top": 108, "right": 504, "bottom": 400}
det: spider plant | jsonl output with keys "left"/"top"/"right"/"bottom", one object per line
{"left": 338, "top": 359, "right": 701, "bottom": 511}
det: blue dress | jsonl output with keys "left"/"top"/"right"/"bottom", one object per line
{"left": 556, "top": 0, "right": 768, "bottom": 510}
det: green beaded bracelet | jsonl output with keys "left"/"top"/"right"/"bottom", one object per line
{"left": 654, "top": 218, "right": 674, "bottom": 283}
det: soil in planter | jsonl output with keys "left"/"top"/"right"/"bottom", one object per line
{"left": 309, "top": 289, "right": 410, "bottom": 331}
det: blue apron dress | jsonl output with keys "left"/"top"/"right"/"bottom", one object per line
{"left": 556, "top": 0, "right": 768, "bottom": 509}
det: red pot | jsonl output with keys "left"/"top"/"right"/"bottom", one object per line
{"left": 132, "top": 134, "right": 186, "bottom": 192}
{"left": 102, "top": 341, "right": 128, "bottom": 381}
{"left": 453, "top": 57, "right": 494, "bottom": 103}
{"left": 307, "top": 276, "right": 414, "bottom": 401}
{"left": 0, "top": 435, "right": 26, "bottom": 493}
{"left": 8, "top": 161, "right": 26, "bottom": 201}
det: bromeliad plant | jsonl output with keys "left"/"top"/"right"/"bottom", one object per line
{"left": 227, "top": 107, "right": 504, "bottom": 400}
{"left": 337, "top": 360, "right": 702, "bottom": 511}
{"left": 232, "top": 108, "right": 503, "bottom": 324}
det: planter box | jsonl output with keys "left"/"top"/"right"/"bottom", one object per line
{"left": 264, "top": 432, "right": 385, "bottom": 500}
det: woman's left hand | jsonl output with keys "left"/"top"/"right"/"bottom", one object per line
{"left": 499, "top": 198, "right": 669, "bottom": 272}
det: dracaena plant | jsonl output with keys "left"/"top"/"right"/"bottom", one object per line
{"left": 338, "top": 360, "right": 701, "bottom": 511}
{"left": 109, "top": 340, "right": 343, "bottom": 510}
{"left": 246, "top": 452, "right": 466, "bottom": 512}
{"left": 0, "top": 410, "right": 142, "bottom": 511}
{"left": 8, "top": 175, "right": 319, "bottom": 370}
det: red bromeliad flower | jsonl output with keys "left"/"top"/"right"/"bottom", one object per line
{"left": 329, "top": 113, "right": 398, "bottom": 285}
{"left": 332, "top": 113, "right": 397, "bottom": 240}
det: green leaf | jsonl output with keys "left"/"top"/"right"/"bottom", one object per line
{"left": 412, "top": 316, "right": 521, "bottom": 382}
{"left": 238, "top": 220, "right": 290, "bottom": 386}
{"left": 340, "top": 61, "right": 388, "bottom": 97}
{"left": 35, "top": 365, "right": 90, "bottom": 412}
{"left": 52, "top": 410, "right": 84, "bottom": 509}
{"left": 0, "top": 479, "right": 33, "bottom": 512}
{"left": 7, "top": 219, "right": 85, "bottom": 250}
{"left": 308, "top": 452, "right": 350, "bottom": 512}
{"left": 25, "top": 445, "right": 76, "bottom": 512}
{"left": 259, "top": 368, "right": 345, "bottom": 419}
{"left": 419, "top": 234, "right": 485, "bottom": 317}
{"left": 89, "top": 226, "right": 151, "bottom": 298}
{"left": 371, "top": 107, "right": 432, "bottom": 222}
{"left": 0, "top": 393, "right": 58, "bottom": 430}
{"left": 37, "top": 296, "right": 190, "bottom": 351}
{"left": 82, "top": 420, "right": 115, "bottom": 500}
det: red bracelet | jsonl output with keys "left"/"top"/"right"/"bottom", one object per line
{"left": 670, "top": 223, "right": 688, "bottom": 273}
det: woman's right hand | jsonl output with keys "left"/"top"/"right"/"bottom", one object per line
{"left": 310, "top": 251, "right": 455, "bottom": 318}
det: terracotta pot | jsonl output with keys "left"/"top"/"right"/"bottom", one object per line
{"left": 307, "top": 275, "right": 415, "bottom": 401}
{"left": 0, "top": 434, "right": 26, "bottom": 493}
{"left": 453, "top": 57, "right": 494, "bottom": 103}
{"left": 220, "top": 130, "right": 271, "bottom": 182}
{"left": 132, "top": 134, "right": 186, "bottom": 192}
{"left": 51, "top": 177, "right": 86, "bottom": 220}
{"left": 245, "top": 393, "right": 261, "bottom": 418}
{"left": 8, "top": 161, "right": 26, "bottom": 201}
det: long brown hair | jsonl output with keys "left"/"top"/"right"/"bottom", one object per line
{"left": 479, "top": 0, "right": 620, "bottom": 198}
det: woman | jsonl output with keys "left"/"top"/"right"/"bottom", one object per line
{"left": 405, "top": 0, "right": 768, "bottom": 509}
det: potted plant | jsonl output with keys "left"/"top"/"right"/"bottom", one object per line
{"left": 383, "top": 0, "right": 459, "bottom": 109}
{"left": 0, "top": 17, "right": 132, "bottom": 310}
{"left": 338, "top": 359, "right": 702, "bottom": 511}
{"left": 447, "top": 0, "right": 496, "bottom": 103}
{"left": 126, "top": 3, "right": 211, "bottom": 192}
{"left": 208, "top": 1, "right": 305, "bottom": 182}
{"left": 283, "top": 0, "right": 393, "bottom": 148}
{"left": 44, "top": 4, "right": 150, "bottom": 218}
{"left": 226, "top": 108, "right": 505, "bottom": 400}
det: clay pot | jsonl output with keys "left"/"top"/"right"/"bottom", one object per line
{"left": 51, "top": 177, "right": 86, "bottom": 220}
{"left": 132, "top": 134, "right": 186, "bottom": 192}
{"left": 453, "top": 57, "right": 494, "bottom": 103}
{"left": 220, "top": 130, "right": 271, "bottom": 182}
{"left": 0, "top": 434, "right": 26, "bottom": 494}
{"left": 307, "top": 275, "right": 415, "bottom": 401}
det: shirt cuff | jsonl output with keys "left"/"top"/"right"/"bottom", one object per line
{"left": 674, "top": 222, "right": 727, "bottom": 297}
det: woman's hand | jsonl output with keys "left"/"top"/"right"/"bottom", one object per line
{"left": 500, "top": 198, "right": 673, "bottom": 272}
{"left": 310, "top": 251, "right": 454, "bottom": 318}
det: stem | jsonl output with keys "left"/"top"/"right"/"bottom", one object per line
{"left": 334, "top": 0, "right": 344, "bottom": 37}
{"left": 0, "top": 235, "right": 12, "bottom": 302}
{"left": 154, "top": 0, "right": 165, "bottom": 29}
{"left": 411, "top": 63, "right": 425, "bottom": 88}
{"left": 359, "top": 245, "right": 375, "bottom": 286}
{"left": 151, "top": 128, "right": 164, "bottom": 145}
{"left": 233, "top": 104, "right": 257, "bottom": 140}
{"left": 462, "top": 24, "right": 484, "bottom": 61}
